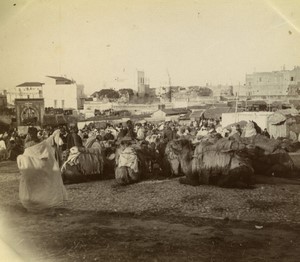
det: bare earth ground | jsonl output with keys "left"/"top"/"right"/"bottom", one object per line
{"left": 0, "top": 161, "right": 300, "bottom": 262}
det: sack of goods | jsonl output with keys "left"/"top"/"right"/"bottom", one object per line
{"left": 115, "top": 147, "right": 140, "bottom": 185}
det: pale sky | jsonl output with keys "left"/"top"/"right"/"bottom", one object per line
{"left": 0, "top": 0, "right": 300, "bottom": 95}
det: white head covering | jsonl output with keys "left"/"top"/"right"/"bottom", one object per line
{"left": 47, "top": 129, "right": 63, "bottom": 147}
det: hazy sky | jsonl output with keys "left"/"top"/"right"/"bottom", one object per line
{"left": 0, "top": 0, "right": 300, "bottom": 94}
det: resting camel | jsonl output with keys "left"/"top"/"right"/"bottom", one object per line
{"left": 165, "top": 137, "right": 300, "bottom": 187}
{"left": 61, "top": 137, "right": 116, "bottom": 184}
{"left": 165, "top": 138, "right": 255, "bottom": 188}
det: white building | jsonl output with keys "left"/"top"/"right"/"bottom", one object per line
{"left": 7, "top": 82, "right": 43, "bottom": 104}
{"left": 43, "top": 76, "right": 85, "bottom": 110}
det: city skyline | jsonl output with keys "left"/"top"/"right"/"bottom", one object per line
{"left": 0, "top": 0, "right": 300, "bottom": 95}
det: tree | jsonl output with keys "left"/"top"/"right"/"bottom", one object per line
{"left": 98, "top": 89, "right": 120, "bottom": 100}
{"left": 119, "top": 88, "right": 134, "bottom": 97}
{"left": 198, "top": 87, "right": 213, "bottom": 96}
{"left": 188, "top": 86, "right": 200, "bottom": 92}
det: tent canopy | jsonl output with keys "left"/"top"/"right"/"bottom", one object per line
{"left": 268, "top": 113, "right": 287, "bottom": 125}
{"left": 225, "top": 120, "right": 248, "bottom": 130}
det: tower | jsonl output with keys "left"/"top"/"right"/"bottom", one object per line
{"left": 137, "top": 71, "right": 146, "bottom": 96}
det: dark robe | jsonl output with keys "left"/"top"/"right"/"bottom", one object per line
{"left": 66, "top": 133, "right": 83, "bottom": 149}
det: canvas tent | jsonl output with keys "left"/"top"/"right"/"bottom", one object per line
{"left": 225, "top": 120, "right": 248, "bottom": 130}
{"left": 151, "top": 108, "right": 190, "bottom": 122}
{"left": 222, "top": 112, "right": 273, "bottom": 130}
{"left": 267, "top": 109, "right": 300, "bottom": 139}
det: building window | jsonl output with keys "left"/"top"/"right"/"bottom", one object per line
{"left": 249, "top": 82, "right": 251, "bottom": 86}
{"left": 54, "top": 100, "right": 57, "bottom": 108}
{"left": 62, "top": 100, "right": 65, "bottom": 108}
{"left": 259, "top": 77, "right": 262, "bottom": 82}
{"left": 291, "top": 77, "right": 294, "bottom": 81}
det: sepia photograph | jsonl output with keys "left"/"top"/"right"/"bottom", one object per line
{"left": 0, "top": 0, "right": 300, "bottom": 261}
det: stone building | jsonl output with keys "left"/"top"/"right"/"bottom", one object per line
{"left": 244, "top": 66, "right": 300, "bottom": 97}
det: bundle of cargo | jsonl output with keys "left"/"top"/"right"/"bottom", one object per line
{"left": 165, "top": 138, "right": 254, "bottom": 188}
{"left": 191, "top": 138, "right": 254, "bottom": 188}
{"left": 231, "top": 134, "right": 296, "bottom": 178}
{"left": 240, "top": 134, "right": 280, "bottom": 153}
{"left": 249, "top": 147, "right": 294, "bottom": 178}
{"left": 115, "top": 143, "right": 140, "bottom": 185}
{"left": 61, "top": 146, "right": 104, "bottom": 183}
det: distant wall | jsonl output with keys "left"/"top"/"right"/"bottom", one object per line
{"left": 83, "top": 101, "right": 158, "bottom": 115}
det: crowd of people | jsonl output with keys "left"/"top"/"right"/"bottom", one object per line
{"left": 0, "top": 117, "right": 276, "bottom": 212}
{"left": 0, "top": 117, "right": 272, "bottom": 165}
{"left": 0, "top": 129, "right": 24, "bottom": 161}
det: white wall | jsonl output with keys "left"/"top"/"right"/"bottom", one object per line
{"left": 83, "top": 101, "right": 158, "bottom": 115}
{"left": 43, "top": 84, "right": 78, "bottom": 109}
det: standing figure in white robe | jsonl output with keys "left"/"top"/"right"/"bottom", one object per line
{"left": 17, "top": 130, "right": 67, "bottom": 212}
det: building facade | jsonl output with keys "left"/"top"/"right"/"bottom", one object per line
{"left": 245, "top": 66, "right": 300, "bottom": 97}
{"left": 7, "top": 82, "right": 44, "bottom": 104}
{"left": 43, "top": 76, "right": 85, "bottom": 110}
{"left": 7, "top": 76, "right": 85, "bottom": 110}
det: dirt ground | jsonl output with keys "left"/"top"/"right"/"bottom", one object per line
{"left": 0, "top": 161, "right": 300, "bottom": 262}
